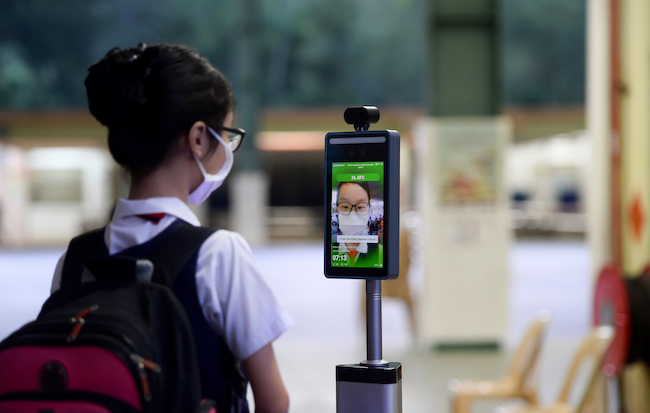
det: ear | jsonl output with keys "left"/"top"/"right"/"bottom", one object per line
{"left": 186, "top": 121, "right": 208, "bottom": 158}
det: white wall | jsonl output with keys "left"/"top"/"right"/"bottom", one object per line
{"left": 0, "top": 143, "right": 28, "bottom": 246}
{"left": 25, "top": 147, "right": 114, "bottom": 245}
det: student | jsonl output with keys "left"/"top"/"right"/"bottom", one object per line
{"left": 50, "top": 43, "right": 292, "bottom": 413}
{"left": 334, "top": 181, "right": 383, "bottom": 267}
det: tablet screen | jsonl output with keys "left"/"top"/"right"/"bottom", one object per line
{"left": 330, "top": 161, "right": 385, "bottom": 269}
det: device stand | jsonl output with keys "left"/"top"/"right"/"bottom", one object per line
{"left": 336, "top": 280, "right": 403, "bottom": 413}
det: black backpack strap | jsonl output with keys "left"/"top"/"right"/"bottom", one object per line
{"left": 127, "top": 220, "right": 216, "bottom": 287}
{"left": 61, "top": 220, "right": 217, "bottom": 289}
{"left": 60, "top": 227, "right": 107, "bottom": 289}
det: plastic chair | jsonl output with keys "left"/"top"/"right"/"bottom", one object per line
{"left": 502, "top": 325, "right": 615, "bottom": 413}
{"left": 449, "top": 310, "right": 553, "bottom": 413}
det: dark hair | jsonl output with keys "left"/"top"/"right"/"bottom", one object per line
{"left": 85, "top": 43, "right": 236, "bottom": 170}
{"left": 336, "top": 181, "right": 371, "bottom": 200}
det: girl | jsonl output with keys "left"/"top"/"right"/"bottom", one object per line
{"left": 50, "top": 43, "right": 292, "bottom": 413}
{"left": 335, "top": 181, "right": 383, "bottom": 267}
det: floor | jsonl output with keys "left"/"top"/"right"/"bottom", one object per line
{"left": 0, "top": 237, "right": 592, "bottom": 413}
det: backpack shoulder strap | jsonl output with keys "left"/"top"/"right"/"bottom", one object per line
{"left": 62, "top": 220, "right": 217, "bottom": 289}
{"left": 136, "top": 221, "right": 216, "bottom": 287}
{"left": 60, "top": 227, "right": 107, "bottom": 289}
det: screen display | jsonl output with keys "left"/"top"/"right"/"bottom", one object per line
{"left": 330, "top": 161, "right": 385, "bottom": 269}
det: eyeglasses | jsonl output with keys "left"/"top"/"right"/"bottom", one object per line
{"left": 221, "top": 126, "right": 246, "bottom": 152}
{"left": 337, "top": 202, "right": 370, "bottom": 215}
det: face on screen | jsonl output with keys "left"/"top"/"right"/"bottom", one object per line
{"left": 330, "top": 161, "right": 385, "bottom": 268}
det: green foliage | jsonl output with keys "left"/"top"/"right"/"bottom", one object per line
{"left": 0, "top": 0, "right": 103, "bottom": 107}
{"left": 501, "top": 0, "right": 586, "bottom": 105}
{"left": 0, "top": 0, "right": 585, "bottom": 108}
{"left": 257, "top": 0, "right": 427, "bottom": 106}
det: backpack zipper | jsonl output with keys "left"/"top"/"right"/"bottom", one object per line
{"left": 131, "top": 354, "right": 161, "bottom": 402}
{"left": 67, "top": 305, "right": 99, "bottom": 342}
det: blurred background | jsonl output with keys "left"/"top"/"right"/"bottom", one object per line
{"left": 1, "top": 0, "right": 647, "bottom": 412}
{"left": 0, "top": 0, "right": 588, "bottom": 245}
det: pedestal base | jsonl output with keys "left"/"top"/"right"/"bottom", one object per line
{"left": 336, "top": 362, "right": 402, "bottom": 413}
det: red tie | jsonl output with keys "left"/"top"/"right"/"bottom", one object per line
{"left": 136, "top": 213, "right": 166, "bottom": 224}
{"left": 348, "top": 250, "right": 358, "bottom": 260}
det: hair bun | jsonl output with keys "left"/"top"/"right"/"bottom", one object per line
{"left": 85, "top": 43, "right": 160, "bottom": 128}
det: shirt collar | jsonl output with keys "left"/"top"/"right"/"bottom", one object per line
{"left": 338, "top": 242, "right": 368, "bottom": 253}
{"left": 112, "top": 197, "right": 201, "bottom": 227}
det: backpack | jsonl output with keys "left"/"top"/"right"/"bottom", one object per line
{"left": 0, "top": 220, "right": 217, "bottom": 413}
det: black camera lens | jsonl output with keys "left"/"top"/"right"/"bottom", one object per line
{"left": 348, "top": 149, "right": 355, "bottom": 156}
{"left": 344, "top": 106, "right": 380, "bottom": 128}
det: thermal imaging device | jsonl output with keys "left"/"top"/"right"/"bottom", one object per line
{"left": 324, "top": 107, "right": 400, "bottom": 280}
{"left": 326, "top": 107, "right": 403, "bottom": 413}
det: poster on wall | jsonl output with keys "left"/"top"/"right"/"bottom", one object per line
{"left": 437, "top": 122, "right": 501, "bottom": 206}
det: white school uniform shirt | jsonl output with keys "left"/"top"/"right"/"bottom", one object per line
{"left": 51, "top": 197, "right": 293, "bottom": 361}
{"left": 336, "top": 242, "right": 368, "bottom": 254}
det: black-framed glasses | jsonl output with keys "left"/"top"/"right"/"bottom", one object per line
{"left": 221, "top": 126, "right": 246, "bottom": 152}
{"left": 337, "top": 202, "right": 370, "bottom": 215}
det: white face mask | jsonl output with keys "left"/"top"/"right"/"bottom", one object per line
{"left": 188, "top": 127, "right": 233, "bottom": 205}
{"left": 338, "top": 211, "right": 368, "bottom": 235}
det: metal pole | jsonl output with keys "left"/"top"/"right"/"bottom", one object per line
{"left": 362, "top": 279, "right": 388, "bottom": 366}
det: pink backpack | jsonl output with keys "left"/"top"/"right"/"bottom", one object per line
{"left": 0, "top": 222, "right": 218, "bottom": 413}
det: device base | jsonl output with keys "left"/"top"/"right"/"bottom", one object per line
{"left": 336, "top": 362, "right": 402, "bottom": 413}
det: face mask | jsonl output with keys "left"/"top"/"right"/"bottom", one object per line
{"left": 338, "top": 211, "right": 368, "bottom": 235}
{"left": 188, "top": 127, "right": 233, "bottom": 205}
